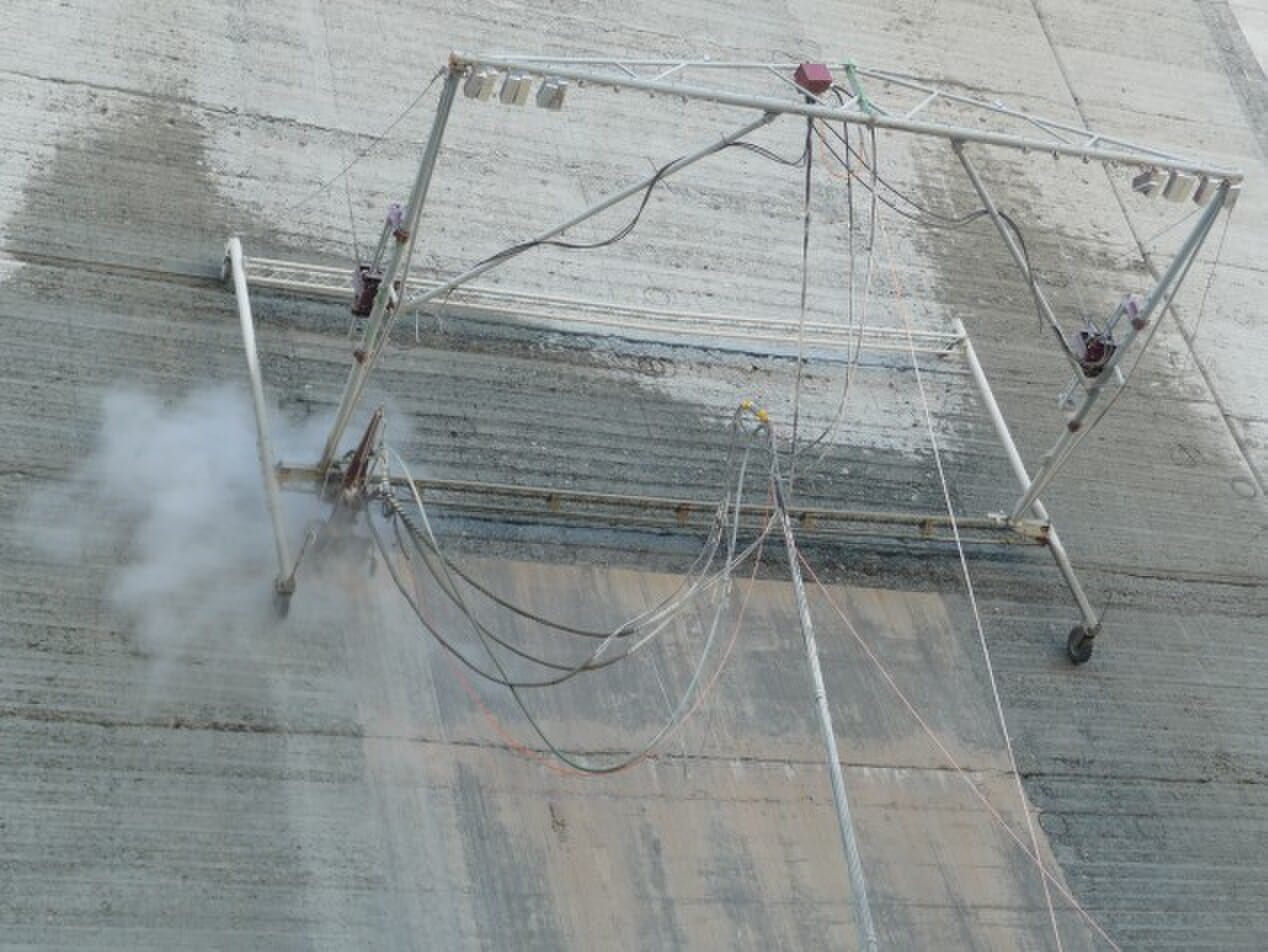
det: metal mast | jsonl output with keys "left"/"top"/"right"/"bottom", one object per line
{"left": 774, "top": 476, "right": 880, "bottom": 951}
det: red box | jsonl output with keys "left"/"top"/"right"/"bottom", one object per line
{"left": 794, "top": 62, "right": 833, "bottom": 95}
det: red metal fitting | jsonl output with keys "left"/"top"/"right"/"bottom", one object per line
{"left": 794, "top": 63, "right": 833, "bottom": 95}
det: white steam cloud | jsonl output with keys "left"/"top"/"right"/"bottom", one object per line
{"left": 67, "top": 386, "right": 327, "bottom": 657}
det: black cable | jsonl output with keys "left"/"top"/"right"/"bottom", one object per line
{"left": 456, "top": 426, "right": 773, "bottom": 775}
{"left": 373, "top": 427, "right": 776, "bottom": 774}
{"left": 384, "top": 408, "right": 758, "bottom": 642}
{"left": 995, "top": 210, "right": 1049, "bottom": 335}
{"left": 461, "top": 136, "right": 811, "bottom": 276}
{"left": 813, "top": 124, "right": 990, "bottom": 231}
{"left": 729, "top": 139, "right": 809, "bottom": 167}
{"left": 376, "top": 408, "right": 776, "bottom": 690}
{"left": 376, "top": 508, "right": 712, "bottom": 688}
{"left": 812, "top": 120, "right": 1072, "bottom": 354}
{"left": 369, "top": 515, "right": 566, "bottom": 688}
{"left": 411, "top": 516, "right": 716, "bottom": 639}
{"left": 388, "top": 494, "right": 724, "bottom": 677}
{"left": 789, "top": 120, "right": 884, "bottom": 472}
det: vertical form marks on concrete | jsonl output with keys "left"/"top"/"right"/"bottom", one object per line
{"left": 1198, "top": 0, "right": 1268, "bottom": 162}
{"left": 452, "top": 762, "right": 569, "bottom": 950}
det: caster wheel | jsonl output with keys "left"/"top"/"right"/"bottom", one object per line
{"left": 1066, "top": 625, "right": 1094, "bottom": 665}
{"left": 272, "top": 588, "right": 292, "bottom": 619}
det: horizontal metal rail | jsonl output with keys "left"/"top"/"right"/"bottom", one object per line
{"left": 239, "top": 254, "right": 964, "bottom": 357}
{"left": 482, "top": 56, "right": 1223, "bottom": 166}
{"left": 276, "top": 463, "right": 1047, "bottom": 545}
{"left": 452, "top": 53, "right": 1242, "bottom": 181}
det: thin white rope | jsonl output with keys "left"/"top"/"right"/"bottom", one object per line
{"left": 315, "top": 0, "right": 362, "bottom": 262}
{"left": 877, "top": 215, "right": 1065, "bottom": 951}
{"left": 795, "top": 120, "right": 880, "bottom": 474}
{"left": 789, "top": 117, "right": 815, "bottom": 490}
{"left": 1185, "top": 206, "right": 1233, "bottom": 371}
{"left": 797, "top": 553, "right": 1122, "bottom": 950}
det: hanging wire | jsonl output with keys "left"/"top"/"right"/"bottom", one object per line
{"left": 359, "top": 407, "right": 779, "bottom": 774}
{"left": 811, "top": 117, "right": 1069, "bottom": 361}
{"left": 386, "top": 451, "right": 726, "bottom": 642}
{"left": 864, "top": 191, "right": 1070, "bottom": 946}
{"left": 376, "top": 475, "right": 738, "bottom": 686}
{"left": 1184, "top": 205, "right": 1233, "bottom": 362}
{"left": 314, "top": 0, "right": 363, "bottom": 261}
{"left": 451, "top": 136, "right": 811, "bottom": 279}
{"left": 1110, "top": 206, "right": 1200, "bottom": 269}
{"left": 369, "top": 411, "right": 778, "bottom": 773}
{"left": 791, "top": 121, "right": 881, "bottom": 474}
{"left": 286, "top": 66, "right": 446, "bottom": 215}
{"left": 381, "top": 403, "right": 764, "bottom": 645}
{"left": 797, "top": 554, "right": 1122, "bottom": 950}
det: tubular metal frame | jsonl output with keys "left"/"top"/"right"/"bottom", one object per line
{"left": 954, "top": 143, "right": 1084, "bottom": 377}
{"left": 455, "top": 53, "right": 1243, "bottom": 180}
{"left": 317, "top": 52, "right": 1241, "bottom": 484}
{"left": 477, "top": 53, "right": 1234, "bottom": 170}
{"left": 226, "top": 51, "right": 1242, "bottom": 644}
{"left": 319, "top": 68, "right": 463, "bottom": 472}
{"left": 220, "top": 50, "right": 1248, "bottom": 926}
{"left": 954, "top": 320, "right": 1099, "bottom": 632}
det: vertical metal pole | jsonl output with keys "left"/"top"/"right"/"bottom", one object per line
{"left": 1008, "top": 183, "right": 1229, "bottom": 519}
{"left": 774, "top": 478, "right": 879, "bottom": 951}
{"left": 319, "top": 67, "right": 463, "bottom": 472}
{"left": 954, "top": 319, "right": 1098, "bottom": 629}
{"left": 953, "top": 141, "right": 1083, "bottom": 376}
{"left": 226, "top": 237, "right": 294, "bottom": 593}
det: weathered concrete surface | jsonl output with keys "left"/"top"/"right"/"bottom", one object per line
{"left": 1, "top": 0, "right": 1266, "bottom": 949}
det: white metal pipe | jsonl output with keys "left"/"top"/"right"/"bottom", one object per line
{"left": 477, "top": 54, "right": 1229, "bottom": 167}
{"left": 773, "top": 477, "right": 879, "bottom": 950}
{"left": 226, "top": 236, "right": 294, "bottom": 590}
{"left": 1008, "top": 182, "right": 1229, "bottom": 519}
{"left": 453, "top": 53, "right": 1242, "bottom": 181}
{"left": 953, "top": 319, "right": 1098, "bottom": 626}
{"left": 859, "top": 67, "right": 1188, "bottom": 162}
{"left": 237, "top": 253, "right": 964, "bottom": 354}
{"left": 320, "top": 68, "right": 463, "bottom": 472}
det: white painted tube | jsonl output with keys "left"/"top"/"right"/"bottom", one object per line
{"left": 226, "top": 236, "right": 293, "bottom": 589}
{"left": 955, "top": 320, "right": 1097, "bottom": 627}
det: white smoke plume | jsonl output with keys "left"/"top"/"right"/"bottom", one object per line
{"left": 61, "top": 386, "right": 331, "bottom": 658}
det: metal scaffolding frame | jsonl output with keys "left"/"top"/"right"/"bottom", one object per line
{"left": 225, "top": 49, "right": 1242, "bottom": 649}
{"left": 224, "top": 53, "right": 1242, "bottom": 935}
